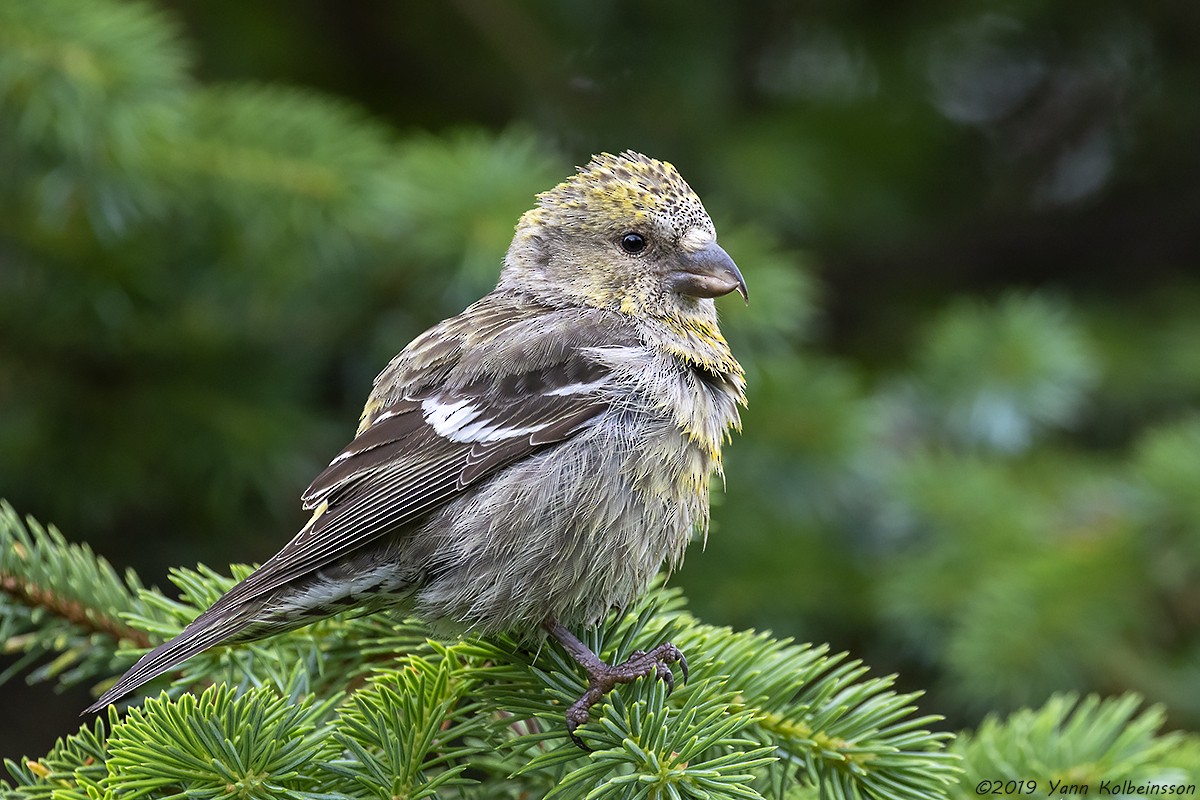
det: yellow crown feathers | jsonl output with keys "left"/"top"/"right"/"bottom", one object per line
{"left": 522, "top": 151, "right": 711, "bottom": 234}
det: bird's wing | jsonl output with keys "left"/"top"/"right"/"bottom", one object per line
{"left": 83, "top": 300, "right": 636, "bottom": 713}
{"left": 237, "top": 356, "right": 611, "bottom": 599}
{"left": 192, "top": 311, "right": 623, "bottom": 612}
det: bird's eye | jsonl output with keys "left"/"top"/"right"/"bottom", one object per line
{"left": 620, "top": 232, "right": 647, "bottom": 254}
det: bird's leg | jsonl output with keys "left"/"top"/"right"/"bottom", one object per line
{"left": 543, "top": 619, "right": 688, "bottom": 749}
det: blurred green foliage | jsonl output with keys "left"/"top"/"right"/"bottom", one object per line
{"left": 2, "top": 0, "right": 1198, "bottom": 766}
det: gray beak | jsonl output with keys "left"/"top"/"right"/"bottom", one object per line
{"left": 668, "top": 241, "right": 748, "bottom": 303}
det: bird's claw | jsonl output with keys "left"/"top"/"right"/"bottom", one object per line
{"left": 565, "top": 701, "right": 594, "bottom": 751}
{"left": 564, "top": 641, "right": 688, "bottom": 751}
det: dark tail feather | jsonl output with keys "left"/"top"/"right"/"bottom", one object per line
{"left": 83, "top": 605, "right": 251, "bottom": 714}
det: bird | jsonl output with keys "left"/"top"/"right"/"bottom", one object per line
{"left": 84, "top": 150, "right": 747, "bottom": 744}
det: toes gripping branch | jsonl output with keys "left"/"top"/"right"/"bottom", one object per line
{"left": 545, "top": 621, "right": 689, "bottom": 750}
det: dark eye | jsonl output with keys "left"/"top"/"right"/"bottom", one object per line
{"left": 620, "top": 232, "right": 647, "bottom": 254}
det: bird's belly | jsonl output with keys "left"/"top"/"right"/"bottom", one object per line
{"left": 408, "top": 417, "right": 713, "bottom": 635}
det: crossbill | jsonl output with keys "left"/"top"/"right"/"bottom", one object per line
{"left": 86, "top": 151, "right": 747, "bottom": 744}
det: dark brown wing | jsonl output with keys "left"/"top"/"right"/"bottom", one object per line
{"left": 207, "top": 351, "right": 613, "bottom": 609}
{"left": 83, "top": 301, "right": 633, "bottom": 713}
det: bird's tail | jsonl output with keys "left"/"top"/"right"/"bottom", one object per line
{"left": 82, "top": 603, "right": 256, "bottom": 715}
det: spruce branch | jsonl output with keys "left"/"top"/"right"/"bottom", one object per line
{"left": 102, "top": 679, "right": 339, "bottom": 799}
{"left": 0, "top": 0, "right": 189, "bottom": 236}
{"left": 2, "top": 506, "right": 960, "bottom": 800}
{"left": 461, "top": 583, "right": 959, "bottom": 800}
{"left": 2, "top": 712, "right": 112, "bottom": 800}
{"left": 948, "top": 693, "right": 1197, "bottom": 798}
{"left": 0, "top": 501, "right": 161, "bottom": 690}
{"left": 322, "top": 644, "right": 492, "bottom": 799}
{"left": 0, "top": 573, "right": 150, "bottom": 651}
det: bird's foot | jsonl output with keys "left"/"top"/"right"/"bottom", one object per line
{"left": 560, "top": 637, "right": 688, "bottom": 750}
{"left": 544, "top": 620, "right": 689, "bottom": 750}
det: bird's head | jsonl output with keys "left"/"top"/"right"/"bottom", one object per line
{"left": 501, "top": 151, "right": 747, "bottom": 319}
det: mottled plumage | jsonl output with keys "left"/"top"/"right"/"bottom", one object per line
{"left": 86, "top": 152, "right": 747, "bottom": 740}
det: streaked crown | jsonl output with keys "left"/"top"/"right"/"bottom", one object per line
{"left": 522, "top": 151, "right": 713, "bottom": 235}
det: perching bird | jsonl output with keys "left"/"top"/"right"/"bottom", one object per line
{"left": 85, "top": 151, "right": 747, "bottom": 743}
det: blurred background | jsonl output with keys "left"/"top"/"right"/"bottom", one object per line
{"left": 2, "top": 0, "right": 1198, "bottom": 763}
